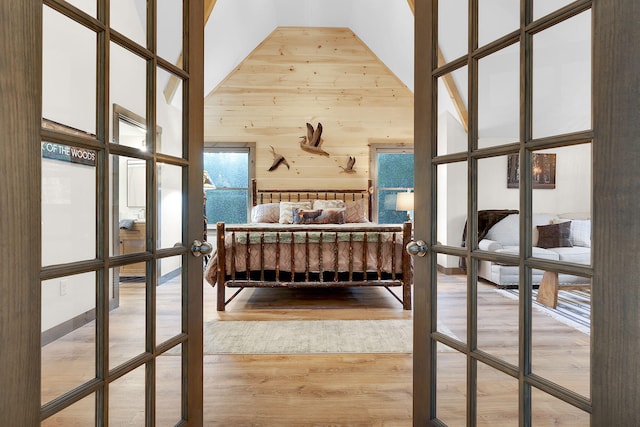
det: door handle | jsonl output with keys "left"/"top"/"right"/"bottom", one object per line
{"left": 191, "top": 240, "right": 213, "bottom": 257}
{"left": 406, "top": 240, "right": 428, "bottom": 257}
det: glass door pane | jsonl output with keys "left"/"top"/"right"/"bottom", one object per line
{"left": 42, "top": 6, "right": 96, "bottom": 136}
{"left": 532, "top": 11, "right": 592, "bottom": 139}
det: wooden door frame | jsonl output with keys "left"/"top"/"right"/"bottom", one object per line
{"left": 0, "top": 0, "right": 42, "bottom": 424}
{"left": 413, "top": 0, "right": 435, "bottom": 424}
{"left": 185, "top": 0, "right": 205, "bottom": 423}
{"left": 413, "top": 0, "right": 640, "bottom": 425}
{"left": 591, "top": 1, "right": 640, "bottom": 425}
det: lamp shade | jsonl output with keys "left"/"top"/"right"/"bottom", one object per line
{"left": 395, "top": 191, "right": 414, "bottom": 211}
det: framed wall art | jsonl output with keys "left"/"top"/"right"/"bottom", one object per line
{"left": 507, "top": 153, "right": 556, "bottom": 189}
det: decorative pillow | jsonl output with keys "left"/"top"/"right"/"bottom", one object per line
{"left": 344, "top": 198, "right": 369, "bottom": 223}
{"left": 555, "top": 218, "right": 591, "bottom": 247}
{"left": 251, "top": 203, "right": 280, "bottom": 223}
{"left": 484, "top": 214, "right": 520, "bottom": 246}
{"left": 292, "top": 208, "right": 346, "bottom": 224}
{"left": 279, "top": 201, "right": 312, "bottom": 224}
{"left": 313, "top": 199, "right": 345, "bottom": 209}
{"left": 536, "top": 221, "right": 573, "bottom": 249}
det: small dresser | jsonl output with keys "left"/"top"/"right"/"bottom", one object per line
{"left": 119, "top": 221, "right": 146, "bottom": 277}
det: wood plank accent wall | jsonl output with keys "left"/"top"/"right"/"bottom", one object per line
{"left": 204, "top": 27, "right": 414, "bottom": 190}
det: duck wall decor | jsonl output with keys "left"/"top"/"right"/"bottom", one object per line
{"left": 267, "top": 145, "right": 290, "bottom": 171}
{"left": 339, "top": 156, "right": 356, "bottom": 173}
{"left": 299, "top": 122, "right": 330, "bottom": 156}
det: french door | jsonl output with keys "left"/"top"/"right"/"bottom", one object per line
{"left": 414, "top": 0, "right": 640, "bottom": 426}
{"left": 1, "top": 0, "right": 205, "bottom": 424}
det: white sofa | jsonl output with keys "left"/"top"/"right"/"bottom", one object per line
{"left": 477, "top": 212, "right": 591, "bottom": 288}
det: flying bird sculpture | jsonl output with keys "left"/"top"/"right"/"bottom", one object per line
{"left": 299, "top": 122, "right": 330, "bottom": 156}
{"left": 268, "top": 145, "right": 290, "bottom": 171}
{"left": 339, "top": 156, "right": 356, "bottom": 173}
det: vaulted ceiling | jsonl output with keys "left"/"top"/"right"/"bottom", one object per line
{"left": 204, "top": 0, "right": 416, "bottom": 96}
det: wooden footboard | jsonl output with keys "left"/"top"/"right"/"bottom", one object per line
{"left": 215, "top": 222, "right": 413, "bottom": 311}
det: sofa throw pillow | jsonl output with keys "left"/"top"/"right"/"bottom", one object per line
{"left": 279, "top": 201, "right": 312, "bottom": 224}
{"left": 251, "top": 203, "right": 280, "bottom": 223}
{"left": 555, "top": 218, "right": 591, "bottom": 247}
{"left": 344, "top": 198, "right": 369, "bottom": 223}
{"left": 536, "top": 221, "right": 573, "bottom": 248}
{"left": 292, "top": 208, "right": 346, "bottom": 224}
{"left": 313, "top": 199, "right": 345, "bottom": 209}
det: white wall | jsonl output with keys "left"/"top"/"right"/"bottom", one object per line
{"left": 436, "top": 113, "right": 468, "bottom": 269}
{"left": 478, "top": 144, "right": 592, "bottom": 214}
{"left": 350, "top": 0, "right": 414, "bottom": 91}
{"left": 41, "top": 158, "right": 97, "bottom": 331}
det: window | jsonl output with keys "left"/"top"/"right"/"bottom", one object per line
{"left": 203, "top": 145, "right": 255, "bottom": 228}
{"left": 371, "top": 146, "right": 414, "bottom": 223}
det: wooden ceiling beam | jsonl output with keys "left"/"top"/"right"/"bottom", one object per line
{"left": 163, "top": 0, "right": 217, "bottom": 103}
{"left": 407, "top": 0, "right": 414, "bottom": 14}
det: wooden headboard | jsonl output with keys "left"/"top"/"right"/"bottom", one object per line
{"left": 251, "top": 178, "right": 373, "bottom": 220}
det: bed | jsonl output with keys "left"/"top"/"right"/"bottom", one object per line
{"left": 204, "top": 179, "right": 413, "bottom": 311}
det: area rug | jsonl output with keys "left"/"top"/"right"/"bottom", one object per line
{"left": 203, "top": 319, "right": 414, "bottom": 354}
{"left": 495, "top": 289, "right": 590, "bottom": 335}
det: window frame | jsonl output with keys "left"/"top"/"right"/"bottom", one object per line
{"left": 203, "top": 142, "right": 255, "bottom": 231}
{"left": 369, "top": 143, "right": 415, "bottom": 223}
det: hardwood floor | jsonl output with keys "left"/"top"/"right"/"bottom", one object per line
{"left": 40, "top": 274, "right": 591, "bottom": 426}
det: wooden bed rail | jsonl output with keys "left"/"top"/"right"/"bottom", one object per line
{"left": 215, "top": 222, "right": 413, "bottom": 311}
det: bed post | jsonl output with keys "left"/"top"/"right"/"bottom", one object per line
{"left": 252, "top": 178, "right": 258, "bottom": 206}
{"left": 216, "top": 222, "right": 226, "bottom": 311}
{"left": 367, "top": 179, "right": 373, "bottom": 220}
{"left": 402, "top": 221, "right": 412, "bottom": 310}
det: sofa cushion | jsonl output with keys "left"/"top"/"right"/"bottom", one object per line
{"left": 484, "top": 213, "right": 556, "bottom": 247}
{"left": 547, "top": 246, "right": 591, "bottom": 264}
{"left": 484, "top": 214, "right": 520, "bottom": 246}
{"left": 537, "top": 221, "right": 573, "bottom": 248}
{"left": 495, "top": 246, "right": 560, "bottom": 261}
{"left": 554, "top": 218, "right": 591, "bottom": 247}
{"left": 478, "top": 239, "right": 503, "bottom": 251}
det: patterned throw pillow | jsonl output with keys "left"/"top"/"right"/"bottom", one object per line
{"left": 313, "top": 199, "right": 345, "bottom": 210}
{"left": 344, "top": 198, "right": 369, "bottom": 223}
{"left": 292, "top": 208, "right": 346, "bottom": 224}
{"left": 555, "top": 218, "right": 591, "bottom": 247}
{"left": 251, "top": 203, "right": 280, "bottom": 223}
{"left": 279, "top": 201, "right": 312, "bottom": 224}
{"left": 536, "top": 221, "right": 573, "bottom": 248}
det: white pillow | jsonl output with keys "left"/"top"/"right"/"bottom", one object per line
{"left": 478, "top": 239, "right": 503, "bottom": 251}
{"left": 555, "top": 218, "right": 591, "bottom": 247}
{"left": 484, "top": 213, "right": 555, "bottom": 246}
{"left": 251, "top": 203, "right": 280, "bottom": 223}
{"left": 278, "top": 201, "right": 312, "bottom": 224}
{"left": 484, "top": 214, "right": 520, "bottom": 246}
{"left": 313, "top": 199, "right": 345, "bottom": 209}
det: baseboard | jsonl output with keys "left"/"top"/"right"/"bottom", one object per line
{"left": 41, "top": 308, "right": 96, "bottom": 347}
{"left": 42, "top": 267, "right": 181, "bottom": 346}
{"left": 437, "top": 265, "right": 465, "bottom": 275}
{"left": 159, "top": 267, "right": 181, "bottom": 285}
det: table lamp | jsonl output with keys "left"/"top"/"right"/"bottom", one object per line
{"left": 395, "top": 191, "right": 414, "bottom": 222}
